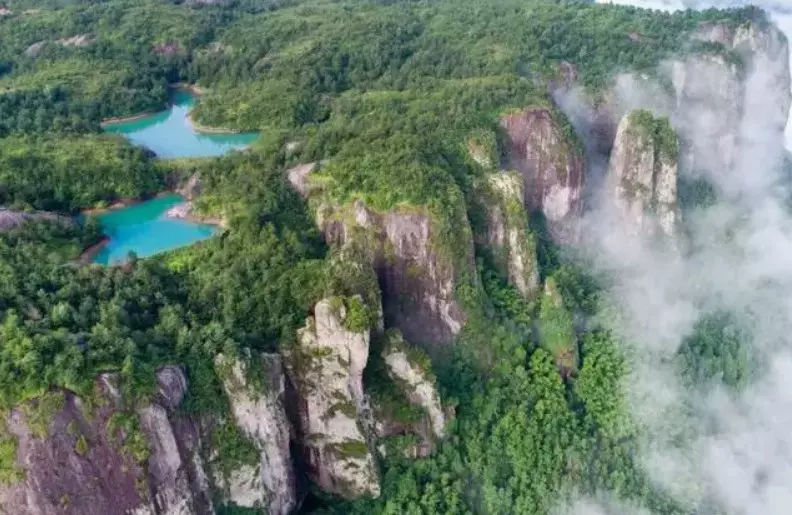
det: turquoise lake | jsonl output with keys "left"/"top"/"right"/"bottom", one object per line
{"left": 92, "top": 195, "right": 217, "bottom": 265}
{"left": 102, "top": 89, "right": 259, "bottom": 158}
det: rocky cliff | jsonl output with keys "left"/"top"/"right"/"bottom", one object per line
{"left": 285, "top": 297, "right": 380, "bottom": 499}
{"left": 0, "top": 359, "right": 300, "bottom": 515}
{"left": 500, "top": 107, "right": 586, "bottom": 244}
{"left": 473, "top": 172, "right": 540, "bottom": 298}
{"left": 606, "top": 110, "right": 680, "bottom": 240}
{"left": 317, "top": 200, "right": 471, "bottom": 350}
{"left": 381, "top": 331, "right": 447, "bottom": 440}
{"left": 0, "top": 368, "right": 213, "bottom": 515}
{"left": 214, "top": 353, "right": 296, "bottom": 514}
{"left": 289, "top": 161, "right": 473, "bottom": 349}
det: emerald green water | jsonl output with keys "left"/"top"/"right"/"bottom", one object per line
{"left": 102, "top": 90, "right": 258, "bottom": 158}
{"left": 92, "top": 195, "right": 217, "bottom": 265}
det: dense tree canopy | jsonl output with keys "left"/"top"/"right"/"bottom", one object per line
{"left": 0, "top": 0, "right": 764, "bottom": 513}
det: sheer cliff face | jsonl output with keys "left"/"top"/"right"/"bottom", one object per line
{"left": 0, "top": 364, "right": 297, "bottom": 515}
{"left": 215, "top": 354, "right": 296, "bottom": 515}
{"left": 286, "top": 297, "right": 380, "bottom": 499}
{"left": 0, "top": 368, "right": 214, "bottom": 515}
{"left": 669, "top": 21, "right": 790, "bottom": 178}
{"left": 318, "top": 200, "right": 471, "bottom": 350}
{"left": 500, "top": 108, "right": 586, "bottom": 244}
{"left": 474, "top": 172, "right": 540, "bottom": 298}
{"left": 606, "top": 111, "right": 680, "bottom": 240}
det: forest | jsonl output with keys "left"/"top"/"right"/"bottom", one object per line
{"left": 0, "top": 0, "right": 769, "bottom": 514}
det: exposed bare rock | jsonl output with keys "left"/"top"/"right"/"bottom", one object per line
{"left": 24, "top": 41, "right": 45, "bottom": 58}
{"left": 57, "top": 35, "right": 93, "bottom": 48}
{"left": 0, "top": 210, "right": 71, "bottom": 232}
{"left": 382, "top": 331, "right": 446, "bottom": 439}
{"left": 286, "top": 162, "right": 317, "bottom": 199}
{"left": 285, "top": 297, "right": 380, "bottom": 499}
{"left": 178, "top": 174, "right": 202, "bottom": 201}
{"left": 214, "top": 353, "right": 296, "bottom": 515}
{"left": 317, "top": 200, "right": 471, "bottom": 349}
{"left": 674, "top": 20, "right": 791, "bottom": 175}
{"left": 500, "top": 107, "right": 586, "bottom": 244}
{"left": 0, "top": 368, "right": 213, "bottom": 515}
{"left": 670, "top": 52, "right": 743, "bottom": 176}
{"left": 552, "top": 60, "right": 579, "bottom": 92}
{"left": 164, "top": 202, "right": 192, "bottom": 220}
{"left": 606, "top": 110, "right": 680, "bottom": 240}
{"left": 473, "top": 172, "right": 539, "bottom": 298}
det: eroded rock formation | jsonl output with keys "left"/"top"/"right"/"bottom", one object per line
{"left": 606, "top": 110, "right": 680, "bottom": 240}
{"left": 214, "top": 353, "right": 296, "bottom": 515}
{"left": 0, "top": 368, "right": 213, "bottom": 515}
{"left": 473, "top": 172, "right": 540, "bottom": 298}
{"left": 285, "top": 297, "right": 380, "bottom": 499}
{"left": 500, "top": 107, "right": 586, "bottom": 243}
{"left": 316, "top": 199, "right": 472, "bottom": 349}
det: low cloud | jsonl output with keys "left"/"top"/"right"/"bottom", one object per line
{"left": 559, "top": 6, "right": 792, "bottom": 514}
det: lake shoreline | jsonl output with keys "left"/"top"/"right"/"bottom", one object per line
{"left": 100, "top": 83, "right": 248, "bottom": 136}
{"left": 79, "top": 192, "right": 224, "bottom": 265}
{"left": 100, "top": 111, "right": 157, "bottom": 126}
{"left": 78, "top": 237, "right": 110, "bottom": 264}
{"left": 185, "top": 112, "right": 244, "bottom": 135}
{"left": 81, "top": 191, "right": 172, "bottom": 216}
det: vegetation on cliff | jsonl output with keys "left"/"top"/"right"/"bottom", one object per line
{"left": 0, "top": 0, "right": 769, "bottom": 514}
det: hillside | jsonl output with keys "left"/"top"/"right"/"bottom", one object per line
{"left": 0, "top": 1, "right": 787, "bottom": 514}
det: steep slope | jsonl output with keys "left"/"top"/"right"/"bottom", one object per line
{"left": 472, "top": 171, "right": 540, "bottom": 298}
{"left": 285, "top": 296, "right": 380, "bottom": 498}
{"left": 606, "top": 110, "right": 680, "bottom": 240}
{"left": 290, "top": 163, "right": 475, "bottom": 350}
{"left": 500, "top": 107, "right": 586, "bottom": 244}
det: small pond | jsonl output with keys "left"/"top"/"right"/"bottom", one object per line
{"left": 92, "top": 194, "right": 217, "bottom": 265}
{"left": 102, "top": 89, "right": 259, "bottom": 158}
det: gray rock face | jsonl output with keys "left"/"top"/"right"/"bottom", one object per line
{"left": 500, "top": 107, "right": 586, "bottom": 243}
{"left": 381, "top": 333, "right": 446, "bottom": 439}
{"left": 474, "top": 172, "right": 540, "bottom": 298}
{"left": 286, "top": 297, "right": 380, "bottom": 499}
{"left": 606, "top": 110, "right": 680, "bottom": 240}
{"left": 214, "top": 353, "right": 296, "bottom": 515}
{"left": 673, "top": 20, "right": 791, "bottom": 175}
{"left": 177, "top": 174, "right": 202, "bottom": 201}
{"left": 0, "top": 368, "right": 213, "bottom": 515}
{"left": 317, "top": 200, "right": 471, "bottom": 349}
{"left": 286, "top": 163, "right": 317, "bottom": 199}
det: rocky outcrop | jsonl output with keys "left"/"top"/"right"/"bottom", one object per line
{"left": 606, "top": 110, "right": 680, "bottom": 240}
{"left": 381, "top": 332, "right": 446, "bottom": 439}
{"left": 214, "top": 353, "right": 296, "bottom": 515}
{"left": 0, "top": 210, "right": 72, "bottom": 232}
{"left": 285, "top": 297, "right": 379, "bottom": 499}
{"left": 286, "top": 163, "right": 317, "bottom": 199}
{"left": 500, "top": 107, "right": 585, "bottom": 244}
{"left": 474, "top": 172, "right": 540, "bottom": 298}
{"left": 0, "top": 368, "right": 213, "bottom": 515}
{"left": 672, "top": 20, "right": 791, "bottom": 175}
{"left": 316, "top": 199, "right": 471, "bottom": 349}
{"left": 177, "top": 174, "right": 202, "bottom": 201}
